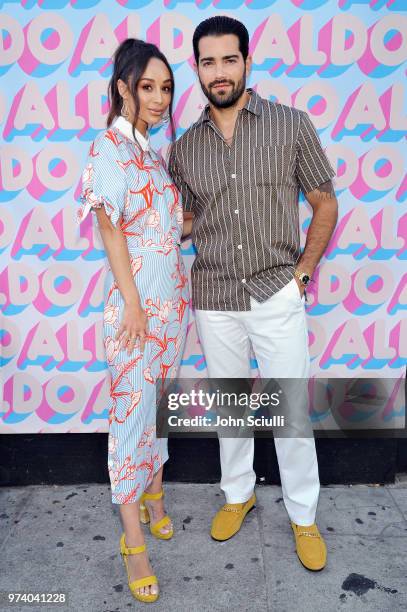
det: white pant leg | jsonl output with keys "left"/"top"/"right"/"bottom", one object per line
{"left": 244, "top": 279, "right": 320, "bottom": 526}
{"left": 194, "top": 309, "right": 256, "bottom": 503}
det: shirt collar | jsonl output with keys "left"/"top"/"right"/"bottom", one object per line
{"left": 196, "top": 88, "right": 262, "bottom": 126}
{"left": 112, "top": 115, "right": 150, "bottom": 151}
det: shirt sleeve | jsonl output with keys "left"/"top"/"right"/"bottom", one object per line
{"left": 167, "top": 142, "right": 196, "bottom": 213}
{"left": 295, "top": 110, "right": 336, "bottom": 196}
{"left": 76, "top": 130, "right": 127, "bottom": 228}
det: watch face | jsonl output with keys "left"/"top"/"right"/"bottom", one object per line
{"left": 302, "top": 274, "right": 310, "bottom": 285}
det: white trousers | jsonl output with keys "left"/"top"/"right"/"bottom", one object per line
{"left": 194, "top": 278, "right": 320, "bottom": 526}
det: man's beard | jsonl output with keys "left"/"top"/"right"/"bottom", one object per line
{"left": 199, "top": 71, "right": 247, "bottom": 109}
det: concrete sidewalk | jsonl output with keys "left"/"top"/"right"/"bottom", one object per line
{"left": 1, "top": 480, "right": 406, "bottom": 612}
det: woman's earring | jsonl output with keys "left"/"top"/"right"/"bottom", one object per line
{"left": 121, "top": 99, "right": 129, "bottom": 119}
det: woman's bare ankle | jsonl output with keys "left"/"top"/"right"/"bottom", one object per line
{"left": 124, "top": 529, "right": 145, "bottom": 547}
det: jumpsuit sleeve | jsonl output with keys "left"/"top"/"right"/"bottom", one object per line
{"left": 76, "top": 130, "right": 127, "bottom": 228}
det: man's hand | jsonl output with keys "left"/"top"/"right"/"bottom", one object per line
{"left": 294, "top": 276, "right": 306, "bottom": 298}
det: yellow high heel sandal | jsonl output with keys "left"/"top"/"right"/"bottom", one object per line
{"left": 119, "top": 533, "right": 159, "bottom": 603}
{"left": 139, "top": 489, "right": 174, "bottom": 540}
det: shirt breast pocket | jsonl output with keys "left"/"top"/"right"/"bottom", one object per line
{"left": 253, "top": 144, "right": 296, "bottom": 187}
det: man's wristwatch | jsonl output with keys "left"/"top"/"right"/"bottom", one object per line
{"left": 294, "top": 270, "right": 311, "bottom": 286}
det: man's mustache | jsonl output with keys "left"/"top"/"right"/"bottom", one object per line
{"left": 209, "top": 80, "right": 234, "bottom": 88}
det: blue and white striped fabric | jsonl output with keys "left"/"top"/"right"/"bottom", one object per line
{"left": 77, "top": 117, "right": 190, "bottom": 504}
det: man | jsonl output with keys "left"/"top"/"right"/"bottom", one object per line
{"left": 168, "top": 16, "right": 338, "bottom": 571}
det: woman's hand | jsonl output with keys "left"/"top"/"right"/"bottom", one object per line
{"left": 182, "top": 211, "right": 194, "bottom": 237}
{"left": 93, "top": 208, "right": 148, "bottom": 356}
{"left": 115, "top": 302, "right": 149, "bottom": 356}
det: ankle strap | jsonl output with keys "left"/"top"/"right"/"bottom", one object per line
{"left": 142, "top": 489, "right": 164, "bottom": 501}
{"left": 120, "top": 533, "right": 146, "bottom": 556}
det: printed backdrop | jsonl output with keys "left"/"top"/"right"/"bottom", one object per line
{"left": 0, "top": 0, "right": 406, "bottom": 433}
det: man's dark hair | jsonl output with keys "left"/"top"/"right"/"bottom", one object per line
{"left": 192, "top": 16, "right": 249, "bottom": 64}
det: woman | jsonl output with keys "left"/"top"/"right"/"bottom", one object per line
{"left": 77, "top": 39, "right": 191, "bottom": 603}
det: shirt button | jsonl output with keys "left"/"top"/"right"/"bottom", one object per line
{"left": 242, "top": 278, "right": 246, "bottom": 283}
{"left": 237, "top": 244, "right": 242, "bottom": 250}
{"left": 234, "top": 209, "right": 239, "bottom": 214}
{"left": 231, "top": 173, "right": 236, "bottom": 178}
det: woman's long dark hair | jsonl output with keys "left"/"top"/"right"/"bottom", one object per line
{"left": 107, "top": 38, "right": 176, "bottom": 142}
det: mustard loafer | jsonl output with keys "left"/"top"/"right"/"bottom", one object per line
{"left": 291, "top": 521, "right": 327, "bottom": 571}
{"left": 211, "top": 493, "right": 256, "bottom": 541}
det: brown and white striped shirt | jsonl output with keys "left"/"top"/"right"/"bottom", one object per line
{"left": 168, "top": 88, "right": 336, "bottom": 311}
